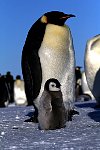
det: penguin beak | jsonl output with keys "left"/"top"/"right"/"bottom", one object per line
{"left": 60, "top": 14, "right": 76, "bottom": 20}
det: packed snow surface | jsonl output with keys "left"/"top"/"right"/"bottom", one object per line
{"left": 0, "top": 100, "right": 100, "bottom": 150}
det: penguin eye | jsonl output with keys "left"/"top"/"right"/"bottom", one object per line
{"left": 50, "top": 82, "right": 56, "bottom": 87}
{"left": 52, "top": 84, "right": 55, "bottom": 87}
{"left": 49, "top": 82, "right": 56, "bottom": 91}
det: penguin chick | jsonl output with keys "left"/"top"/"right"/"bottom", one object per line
{"left": 85, "top": 34, "right": 100, "bottom": 106}
{"left": 22, "top": 11, "right": 76, "bottom": 122}
{"left": 38, "top": 78, "right": 67, "bottom": 130}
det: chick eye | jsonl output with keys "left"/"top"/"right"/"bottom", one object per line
{"left": 51, "top": 84, "right": 55, "bottom": 87}
{"left": 50, "top": 82, "right": 56, "bottom": 88}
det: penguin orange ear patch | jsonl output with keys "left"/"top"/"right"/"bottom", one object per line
{"left": 41, "top": 15, "right": 47, "bottom": 23}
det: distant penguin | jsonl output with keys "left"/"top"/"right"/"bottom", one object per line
{"left": 14, "top": 75, "right": 27, "bottom": 106}
{"left": 75, "top": 66, "right": 83, "bottom": 99}
{"left": 38, "top": 78, "right": 66, "bottom": 130}
{"left": 75, "top": 66, "right": 82, "bottom": 82}
{"left": 0, "top": 75, "right": 9, "bottom": 107}
{"left": 5, "top": 71, "right": 14, "bottom": 104}
{"left": 22, "top": 11, "right": 76, "bottom": 121}
{"left": 85, "top": 34, "right": 100, "bottom": 106}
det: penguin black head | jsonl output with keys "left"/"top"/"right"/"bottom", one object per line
{"left": 75, "top": 66, "right": 82, "bottom": 71}
{"left": 75, "top": 66, "right": 82, "bottom": 79}
{"left": 44, "top": 78, "right": 61, "bottom": 92}
{"left": 40, "top": 11, "right": 75, "bottom": 26}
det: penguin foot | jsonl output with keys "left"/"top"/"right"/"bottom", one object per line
{"left": 24, "top": 109, "right": 38, "bottom": 123}
{"left": 68, "top": 109, "right": 79, "bottom": 121}
{"left": 25, "top": 105, "right": 39, "bottom": 123}
{"left": 24, "top": 115, "right": 38, "bottom": 123}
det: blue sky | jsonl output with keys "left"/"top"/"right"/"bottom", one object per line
{"left": 0, "top": 0, "right": 100, "bottom": 78}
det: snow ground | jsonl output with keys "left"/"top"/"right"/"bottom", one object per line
{"left": 0, "top": 100, "right": 100, "bottom": 150}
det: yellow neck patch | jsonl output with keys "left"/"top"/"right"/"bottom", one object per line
{"left": 41, "top": 15, "right": 47, "bottom": 23}
{"left": 41, "top": 24, "right": 70, "bottom": 50}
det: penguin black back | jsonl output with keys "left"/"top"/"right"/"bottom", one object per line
{"left": 21, "top": 19, "right": 45, "bottom": 104}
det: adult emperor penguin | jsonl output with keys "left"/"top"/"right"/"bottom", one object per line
{"left": 85, "top": 34, "right": 100, "bottom": 106}
{"left": 38, "top": 78, "right": 66, "bottom": 130}
{"left": 14, "top": 75, "right": 27, "bottom": 106}
{"left": 22, "top": 11, "right": 76, "bottom": 121}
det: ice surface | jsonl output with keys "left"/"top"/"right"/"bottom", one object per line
{"left": 0, "top": 100, "right": 100, "bottom": 149}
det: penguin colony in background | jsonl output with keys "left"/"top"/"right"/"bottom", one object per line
{"left": 22, "top": 11, "right": 76, "bottom": 124}
{"left": 85, "top": 34, "right": 100, "bottom": 106}
{"left": 38, "top": 78, "right": 66, "bottom": 130}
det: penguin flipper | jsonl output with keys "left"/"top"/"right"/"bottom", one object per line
{"left": 22, "top": 53, "right": 42, "bottom": 106}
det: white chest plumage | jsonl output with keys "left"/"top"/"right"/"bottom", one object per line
{"left": 36, "top": 24, "right": 75, "bottom": 110}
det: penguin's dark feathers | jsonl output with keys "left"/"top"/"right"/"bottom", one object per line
{"left": 40, "top": 11, "right": 75, "bottom": 26}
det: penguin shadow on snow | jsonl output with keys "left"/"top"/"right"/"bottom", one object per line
{"left": 75, "top": 101, "right": 100, "bottom": 122}
{"left": 88, "top": 109, "right": 100, "bottom": 122}
{"left": 75, "top": 101, "right": 96, "bottom": 109}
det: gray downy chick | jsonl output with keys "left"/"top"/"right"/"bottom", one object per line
{"left": 38, "top": 78, "right": 67, "bottom": 130}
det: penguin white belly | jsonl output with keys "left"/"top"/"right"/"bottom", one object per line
{"left": 85, "top": 35, "right": 100, "bottom": 103}
{"left": 36, "top": 24, "right": 75, "bottom": 110}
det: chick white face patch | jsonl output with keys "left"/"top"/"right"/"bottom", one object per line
{"left": 49, "top": 82, "right": 60, "bottom": 91}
